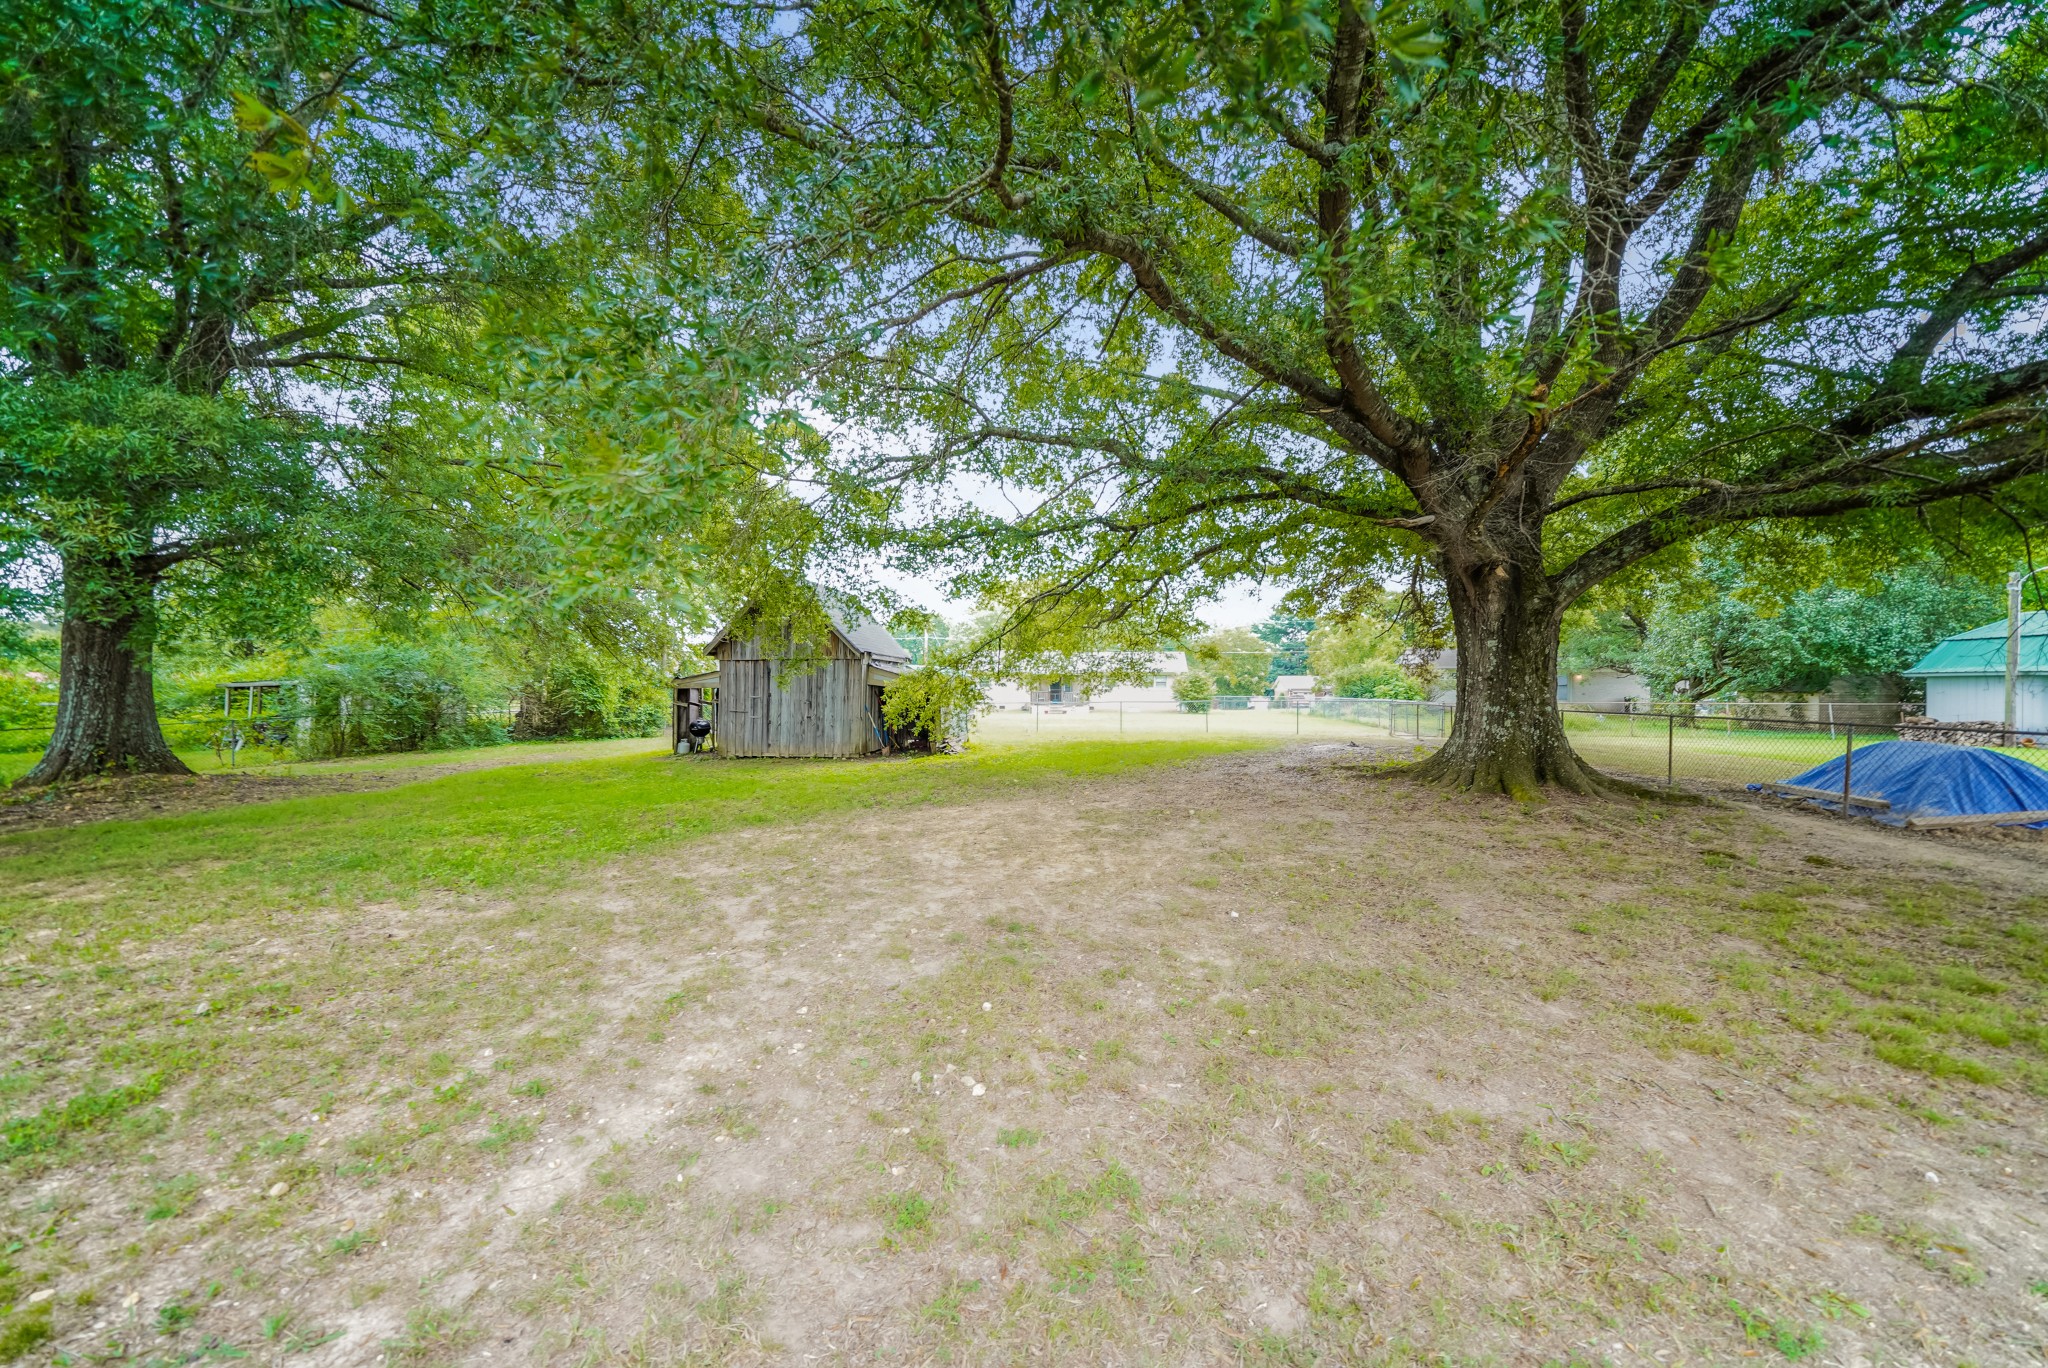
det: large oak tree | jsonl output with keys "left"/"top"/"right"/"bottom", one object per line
{"left": 0, "top": 0, "right": 635, "bottom": 783}
{"left": 714, "top": 0, "right": 2048, "bottom": 793}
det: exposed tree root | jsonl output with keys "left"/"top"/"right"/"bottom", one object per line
{"left": 1407, "top": 740, "right": 1697, "bottom": 803}
{"left": 17, "top": 746, "right": 193, "bottom": 789}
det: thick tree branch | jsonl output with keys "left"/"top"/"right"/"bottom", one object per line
{"left": 1610, "top": 4, "right": 1713, "bottom": 168}
{"left": 1065, "top": 227, "right": 1355, "bottom": 423}
{"left": 238, "top": 302, "right": 406, "bottom": 359}
{"left": 978, "top": 0, "right": 1034, "bottom": 212}
{"left": 1555, "top": 436, "right": 2048, "bottom": 602}
{"left": 1888, "top": 222, "right": 2048, "bottom": 386}
{"left": 242, "top": 350, "right": 418, "bottom": 369}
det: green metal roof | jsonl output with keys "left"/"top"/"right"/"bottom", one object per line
{"left": 1904, "top": 611, "right": 2048, "bottom": 677}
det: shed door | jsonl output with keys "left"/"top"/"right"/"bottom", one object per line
{"left": 721, "top": 659, "right": 772, "bottom": 755}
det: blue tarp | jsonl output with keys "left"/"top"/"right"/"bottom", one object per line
{"left": 1750, "top": 740, "right": 2048, "bottom": 827}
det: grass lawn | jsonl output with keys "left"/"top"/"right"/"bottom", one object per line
{"left": 4, "top": 732, "right": 2048, "bottom": 1364}
{"left": 981, "top": 704, "right": 2048, "bottom": 791}
{"left": 0, "top": 735, "right": 669, "bottom": 787}
{"left": 6, "top": 704, "right": 2035, "bottom": 791}
{"left": 1564, "top": 716, "right": 1895, "bottom": 789}
{"left": 1568, "top": 716, "right": 2048, "bottom": 790}
{"left": 0, "top": 736, "right": 1265, "bottom": 917}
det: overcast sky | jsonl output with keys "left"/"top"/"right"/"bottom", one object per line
{"left": 864, "top": 560, "right": 1289, "bottom": 631}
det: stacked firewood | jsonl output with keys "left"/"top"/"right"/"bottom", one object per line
{"left": 1897, "top": 718, "right": 2043, "bottom": 747}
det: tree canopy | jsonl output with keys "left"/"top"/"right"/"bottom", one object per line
{"left": 1591, "top": 556, "right": 1998, "bottom": 701}
{"left": 0, "top": 0, "right": 771, "bottom": 780}
{"left": 6, "top": 0, "right": 2048, "bottom": 790}
{"left": 689, "top": 0, "right": 2048, "bottom": 793}
{"left": 1189, "top": 626, "right": 1275, "bottom": 694}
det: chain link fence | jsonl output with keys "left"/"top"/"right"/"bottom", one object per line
{"left": 972, "top": 696, "right": 1448, "bottom": 744}
{"left": 970, "top": 694, "right": 2048, "bottom": 803}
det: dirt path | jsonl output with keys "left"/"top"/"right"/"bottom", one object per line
{"left": 27, "top": 742, "right": 2048, "bottom": 1365}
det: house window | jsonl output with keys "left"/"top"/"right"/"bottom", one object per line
{"left": 1049, "top": 681, "right": 1065, "bottom": 703}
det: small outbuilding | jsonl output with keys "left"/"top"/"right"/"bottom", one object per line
{"left": 1903, "top": 612, "right": 2048, "bottom": 728}
{"left": 672, "top": 598, "right": 913, "bottom": 757}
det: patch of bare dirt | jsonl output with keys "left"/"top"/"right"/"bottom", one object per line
{"left": 19, "top": 740, "right": 2048, "bottom": 1365}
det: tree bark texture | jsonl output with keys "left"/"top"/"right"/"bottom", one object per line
{"left": 19, "top": 564, "right": 191, "bottom": 786}
{"left": 1411, "top": 554, "right": 1607, "bottom": 798}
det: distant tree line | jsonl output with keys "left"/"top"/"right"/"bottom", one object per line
{"left": 1561, "top": 559, "right": 2001, "bottom": 703}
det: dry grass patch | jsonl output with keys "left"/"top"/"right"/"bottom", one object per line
{"left": 5, "top": 740, "right": 2048, "bottom": 1365}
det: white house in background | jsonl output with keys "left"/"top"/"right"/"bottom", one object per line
{"left": 1271, "top": 674, "right": 1318, "bottom": 707}
{"left": 984, "top": 651, "right": 1192, "bottom": 709}
{"left": 1558, "top": 666, "right": 1652, "bottom": 706}
{"left": 1903, "top": 612, "right": 2048, "bottom": 727}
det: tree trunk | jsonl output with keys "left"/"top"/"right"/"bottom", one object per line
{"left": 18, "top": 563, "right": 191, "bottom": 786}
{"left": 1411, "top": 554, "right": 1610, "bottom": 798}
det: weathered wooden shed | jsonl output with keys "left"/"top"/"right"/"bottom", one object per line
{"left": 672, "top": 600, "right": 912, "bottom": 757}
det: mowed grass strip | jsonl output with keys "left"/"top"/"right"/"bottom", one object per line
{"left": 0, "top": 737, "right": 1269, "bottom": 932}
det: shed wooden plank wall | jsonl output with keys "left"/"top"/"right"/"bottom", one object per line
{"left": 714, "top": 632, "right": 881, "bottom": 757}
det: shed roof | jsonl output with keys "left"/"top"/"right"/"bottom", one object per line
{"left": 705, "top": 592, "right": 913, "bottom": 664}
{"left": 1272, "top": 675, "right": 1317, "bottom": 692}
{"left": 826, "top": 596, "right": 914, "bottom": 663}
{"left": 1904, "top": 612, "right": 2048, "bottom": 677}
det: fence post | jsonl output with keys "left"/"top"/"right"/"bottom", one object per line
{"left": 1841, "top": 723, "right": 1854, "bottom": 819}
{"left": 1666, "top": 713, "right": 1674, "bottom": 787}
{"left": 1295, "top": 704, "right": 1301, "bottom": 735}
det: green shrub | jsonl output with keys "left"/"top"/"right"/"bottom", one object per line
{"left": 1173, "top": 671, "right": 1216, "bottom": 713}
{"left": 514, "top": 652, "right": 665, "bottom": 740}
{"left": 1329, "top": 663, "right": 1427, "bottom": 699}
{"left": 881, "top": 666, "right": 985, "bottom": 751}
{"left": 0, "top": 670, "right": 56, "bottom": 753}
{"left": 293, "top": 641, "right": 510, "bottom": 758}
